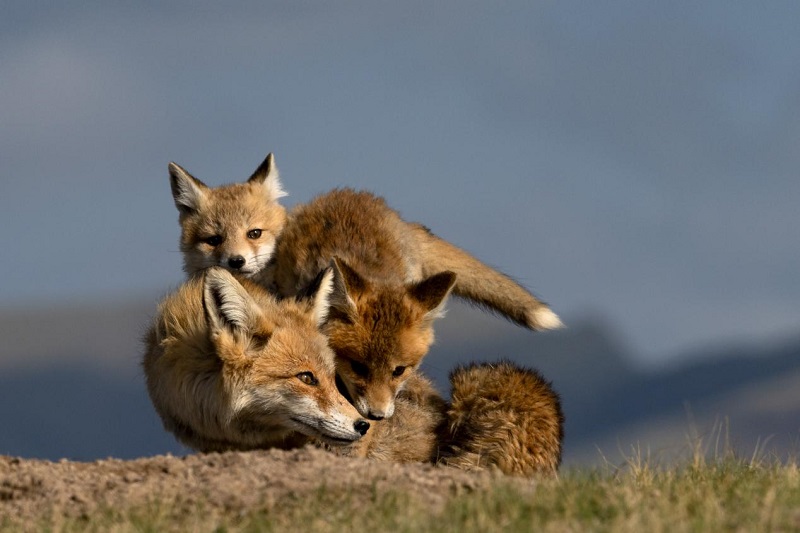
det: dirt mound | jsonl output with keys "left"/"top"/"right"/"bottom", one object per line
{"left": 0, "top": 447, "right": 519, "bottom": 524}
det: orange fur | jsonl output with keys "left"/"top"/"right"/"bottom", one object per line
{"left": 438, "top": 361, "right": 564, "bottom": 476}
{"left": 142, "top": 267, "right": 370, "bottom": 452}
{"left": 341, "top": 372, "right": 447, "bottom": 463}
{"left": 271, "top": 189, "right": 456, "bottom": 420}
{"left": 410, "top": 224, "right": 563, "bottom": 330}
{"left": 168, "top": 153, "right": 560, "bottom": 330}
{"left": 339, "top": 362, "right": 564, "bottom": 477}
{"left": 169, "top": 153, "right": 287, "bottom": 278}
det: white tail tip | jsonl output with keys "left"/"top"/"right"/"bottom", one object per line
{"left": 531, "top": 308, "right": 564, "bottom": 330}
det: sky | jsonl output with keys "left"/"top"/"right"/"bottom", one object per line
{"left": 1, "top": 1, "right": 799, "bottom": 366}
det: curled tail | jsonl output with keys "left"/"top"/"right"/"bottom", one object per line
{"left": 437, "top": 360, "right": 564, "bottom": 476}
{"left": 409, "top": 223, "right": 562, "bottom": 330}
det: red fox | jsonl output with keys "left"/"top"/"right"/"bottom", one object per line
{"left": 168, "top": 153, "right": 287, "bottom": 278}
{"left": 270, "top": 189, "right": 457, "bottom": 420}
{"left": 142, "top": 266, "right": 370, "bottom": 452}
{"left": 268, "top": 188, "right": 561, "bottom": 421}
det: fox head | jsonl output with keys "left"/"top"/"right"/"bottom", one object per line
{"left": 202, "top": 267, "right": 370, "bottom": 446}
{"left": 169, "top": 152, "right": 288, "bottom": 277}
{"left": 320, "top": 258, "right": 456, "bottom": 420}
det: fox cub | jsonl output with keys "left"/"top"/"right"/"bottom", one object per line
{"left": 168, "top": 153, "right": 561, "bottom": 333}
{"left": 271, "top": 188, "right": 562, "bottom": 332}
{"left": 271, "top": 190, "right": 457, "bottom": 421}
{"left": 168, "top": 153, "right": 287, "bottom": 278}
{"left": 142, "top": 265, "right": 370, "bottom": 452}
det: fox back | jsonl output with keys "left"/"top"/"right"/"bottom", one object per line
{"left": 169, "top": 153, "right": 287, "bottom": 278}
{"left": 272, "top": 189, "right": 456, "bottom": 420}
{"left": 142, "top": 266, "right": 369, "bottom": 452}
{"left": 272, "top": 189, "right": 420, "bottom": 292}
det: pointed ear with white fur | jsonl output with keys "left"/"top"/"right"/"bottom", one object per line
{"left": 296, "top": 260, "right": 357, "bottom": 327}
{"left": 248, "top": 152, "right": 287, "bottom": 201}
{"left": 308, "top": 267, "right": 336, "bottom": 328}
{"left": 327, "top": 258, "right": 361, "bottom": 322}
{"left": 169, "top": 162, "right": 209, "bottom": 216}
{"left": 203, "top": 268, "right": 261, "bottom": 335}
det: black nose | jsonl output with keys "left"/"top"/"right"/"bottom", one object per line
{"left": 354, "top": 419, "right": 370, "bottom": 435}
{"left": 366, "top": 412, "right": 384, "bottom": 421}
{"left": 228, "top": 256, "right": 245, "bottom": 269}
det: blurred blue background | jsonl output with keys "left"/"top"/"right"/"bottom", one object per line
{"left": 1, "top": 1, "right": 798, "bottom": 464}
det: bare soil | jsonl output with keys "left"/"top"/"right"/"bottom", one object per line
{"left": 0, "top": 446, "right": 524, "bottom": 525}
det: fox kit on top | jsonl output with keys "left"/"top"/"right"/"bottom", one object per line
{"left": 169, "top": 153, "right": 287, "bottom": 278}
{"left": 169, "top": 152, "right": 560, "bottom": 333}
{"left": 271, "top": 189, "right": 457, "bottom": 420}
{"left": 142, "top": 266, "right": 370, "bottom": 452}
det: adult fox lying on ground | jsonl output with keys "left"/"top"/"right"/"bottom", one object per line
{"left": 142, "top": 266, "right": 370, "bottom": 452}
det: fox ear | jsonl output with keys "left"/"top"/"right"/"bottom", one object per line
{"left": 331, "top": 257, "right": 368, "bottom": 295}
{"left": 203, "top": 268, "right": 261, "bottom": 335}
{"left": 296, "top": 260, "right": 358, "bottom": 326}
{"left": 169, "top": 162, "right": 208, "bottom": 216}
{"left": 302, "top": 266, "right": 336, "bottom": 327}
{"left": 407, "top": 271, "right": 456, "bottom": 320}
{"left": 308, "top": 257, "right": 363, "bottom": 322}
{"left": 327, "top": 258, "right": 360, "bottom": 322}
{"left": 248, "top": 152, "right": 287, "bottom": 202}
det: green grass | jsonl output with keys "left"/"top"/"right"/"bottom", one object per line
{"left": 11, "top": 455, "right": 800, "bottom": 533}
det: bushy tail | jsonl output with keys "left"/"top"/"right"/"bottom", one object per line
{"left": 437, "top": 361, "right": 564, "bottom": 476}
{"left": 409, "top": 224, "right": 562, "bottom": 330}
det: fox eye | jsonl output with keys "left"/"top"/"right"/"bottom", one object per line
{"left": 203, "top": 235, "right": 223, "bottom": 247}
{"left": 392, "top": 366, "right": 406, "bottom": 378}
{"left": 247, "top": 229, "right": 262, "bottom": 239}
{"left": 296, "top": 372, "right": 318, "bottom": 386}
{"left": 350, "top": 360, "right": 369, "bottom": 377}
